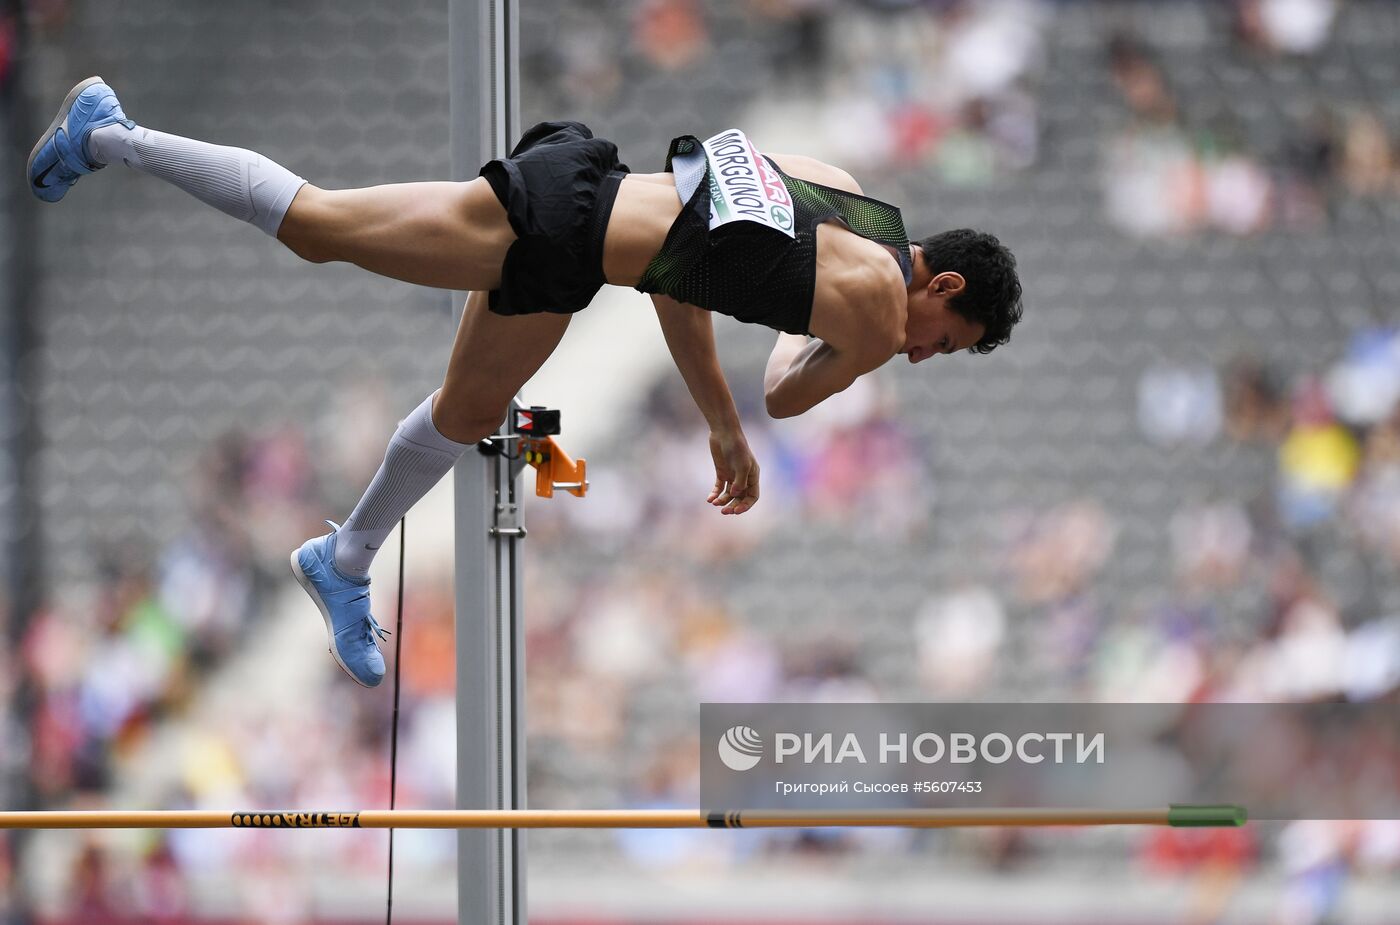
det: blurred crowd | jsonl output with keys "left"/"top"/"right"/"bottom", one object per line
{"left": 533, "top": 0, "right": 1044, "bottom": 180}
{"left": 535, "top": 0, "right": 1400, "bottom": 225}
{"left": 1103, "top": 0, "right": 1400, "bottom": 237}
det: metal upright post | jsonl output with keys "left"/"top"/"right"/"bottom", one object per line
{"left": 2, "top": 10, "right": 42, "bottom": 921}
{"left": 448, "top": 1, "right": 524, "bottom": 924}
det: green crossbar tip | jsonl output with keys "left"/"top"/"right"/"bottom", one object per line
{"left": 1167, "top": 804, "right": 1247, "bottom": 827}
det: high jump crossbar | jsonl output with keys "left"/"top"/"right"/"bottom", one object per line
{"left": 0, "top": 806, "right": 1246, "bottom": 830}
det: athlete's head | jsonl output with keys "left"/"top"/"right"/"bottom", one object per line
{"left": 902, "top": 229, "right": 1022, "bottom": 364}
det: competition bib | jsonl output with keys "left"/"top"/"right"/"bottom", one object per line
{"left": 672, "top": 129, "right": 796, "bottom": 238}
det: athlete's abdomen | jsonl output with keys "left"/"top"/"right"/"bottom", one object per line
{"left": 602, "top": 174, "right": 683, "bottom": 286}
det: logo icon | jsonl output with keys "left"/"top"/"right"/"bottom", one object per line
{"left": 717, "top": 725, "right": 763, "bottom": 771}
{"left": 770, "top": 205, "right": 793, "bottom": 231}
{"left": 33, "top": 162, "right": 59, "bottom": 189}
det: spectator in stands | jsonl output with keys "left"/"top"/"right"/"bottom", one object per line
{"left": 1277, "top": 378, "right": 1360, "bottom": 530}
{"left": 1223, "top": 356, "right": 1290, "bottom": 442}
{"left": 1235, "top": 0, "right": 1338, "bottom": 56}
{"left": 1339, "top": 111, "right": 1396, "bottom": 197}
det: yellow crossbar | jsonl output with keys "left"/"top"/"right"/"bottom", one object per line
{"left": 0, "top": 806, "right": 1246, "bottom": 830}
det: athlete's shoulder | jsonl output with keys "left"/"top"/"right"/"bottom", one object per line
{"left": 813, "top": 231, "right": 906, "bottom": 360}
{"left": 763, "top": 152, "right": 863, "bottom": 196}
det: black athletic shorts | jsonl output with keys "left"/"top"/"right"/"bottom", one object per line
{"left": 480, "top": 120, "right": 629, "bottom": 316}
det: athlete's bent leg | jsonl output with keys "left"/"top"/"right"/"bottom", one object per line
{"left": 432, "top": 292, "right": 574, "bottom": 443}
{"left": 293, "top": 293, "right": 569, "bottom": 687}
{"left": 331, "top": 292, "right": 571, "bottom": 575}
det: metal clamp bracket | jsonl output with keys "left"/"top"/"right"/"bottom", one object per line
{"left": 477, "top": 405, "right": 588, "bottom": 500}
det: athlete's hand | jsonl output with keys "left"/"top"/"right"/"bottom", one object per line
{"left": 708, "top": 428, "right": 760, "bottom": 515}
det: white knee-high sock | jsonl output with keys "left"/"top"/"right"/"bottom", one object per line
{"left": 333, "top": 392, "right": 470, "bottom": 577}
{"left": 87, "top": 122, "right": 305, "bottom": 237}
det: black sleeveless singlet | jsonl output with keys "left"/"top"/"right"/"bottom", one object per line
{"left": 636, "top": 134, "right": 913, "bottom": 335}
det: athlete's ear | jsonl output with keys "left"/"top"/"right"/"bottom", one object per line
{"left": 928, "top": 271, "right": 966, "bottom": 296}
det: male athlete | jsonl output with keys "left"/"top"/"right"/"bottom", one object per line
{"left": 29, "top": 78, "right": 1023, "bottom": 688}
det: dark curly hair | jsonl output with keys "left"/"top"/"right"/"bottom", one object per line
{"left": 916, "top": 229, "right": 1023, "bottom": 354}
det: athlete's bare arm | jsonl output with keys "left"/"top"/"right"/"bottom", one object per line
{"left": 651, "top": 293, "right": 760, "bottom": 514}
{"left": 763, "top": 329, "right": 889, "bottom": 419}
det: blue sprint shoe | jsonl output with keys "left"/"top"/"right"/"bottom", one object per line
{"left": 27, "top": 76, "right": 133, "bottom": 203}
{"left": 291, "top": 522, "right": 389, "bottom": 688}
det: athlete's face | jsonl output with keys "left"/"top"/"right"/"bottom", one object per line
{"left": 902, "top": 270, "right": 985, "bottom": 364}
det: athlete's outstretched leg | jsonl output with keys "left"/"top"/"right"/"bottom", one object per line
{"left": 30, "top": 77, "right": 307, "bottom": 232}
{"left": 292, "top": 293, "right": 570, "bottom": 687}
{"left": 276, "top": 180, "right": 515, "bottom": 291}
{"left": 85, "top": 121, "right": 306, "bottom": 236}
{"left": 29, "top": 77, "right": 514, "bottom": 292}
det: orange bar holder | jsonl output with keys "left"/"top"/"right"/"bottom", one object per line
{"left": 522, "top": 434, "right": 586, "bottom": 498}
